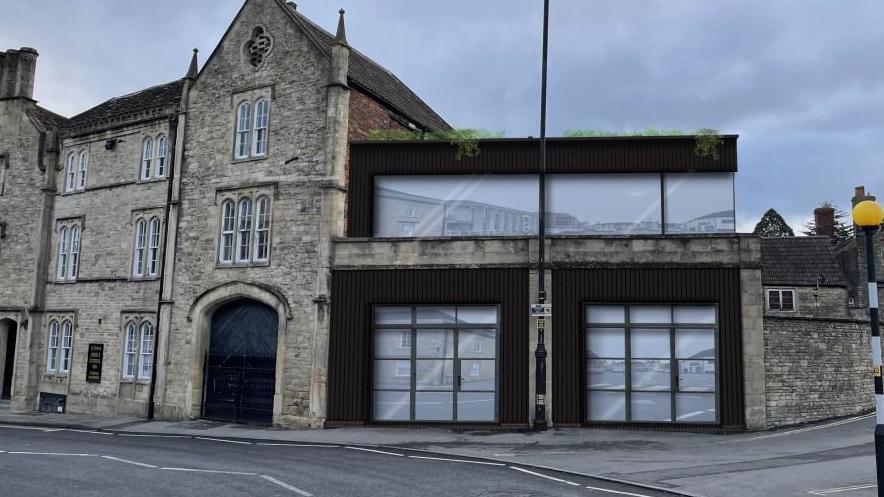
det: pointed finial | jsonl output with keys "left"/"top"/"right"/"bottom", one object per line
{"left": 186, "top": 48, "right": 199, "bottom": 80}
{"left": 334, "top": 9, "right": 347, "bottom": 45}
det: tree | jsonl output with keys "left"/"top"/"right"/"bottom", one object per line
{"left": 753, "top": 209, "right": 795, "bottom": 237}
{"left": 803, "top": 202, "right": 853, "bottom": 243}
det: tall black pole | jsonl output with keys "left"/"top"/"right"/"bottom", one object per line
{"left": 864, "top": 227, "right": 884, "bottom": 495}
{"left": 533, "top": 0, "right": 550, "bottom": 431}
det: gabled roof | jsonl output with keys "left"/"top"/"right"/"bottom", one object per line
{"left": 282, "top": 3, "right": 450, "bottom": 132}
{"left": 64, "top": 79, "right": 184, "bottom": 135}
{"left": 760, "top": 236, "right": 846, "bottom": 287}
{"left": 25, "top": 104, "right": 67, "bottom": 131}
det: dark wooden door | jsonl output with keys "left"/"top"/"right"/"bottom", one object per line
{"left": 203, "top": 300, "right": 278, "bottom": 424}
{"left": 1, "top": 324, "right": 15, "bottom": 399}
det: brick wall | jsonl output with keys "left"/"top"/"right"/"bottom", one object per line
{"left": 347, "top": 87, "right": 408, "bottom": 141}
{"left": 764, "top": 315, "right": 873, "bottom": 427}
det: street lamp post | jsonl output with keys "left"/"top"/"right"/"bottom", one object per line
{"left": 853, "top": 199, "right": 884, "bottom": 496}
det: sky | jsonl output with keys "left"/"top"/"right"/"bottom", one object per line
{"left": 2, "top": 0, "right": 882, "bottom": 233}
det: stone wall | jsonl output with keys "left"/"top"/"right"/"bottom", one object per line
{"left": 763, "top": 285, "right": 851, "bottom": 320}
{"left": 764, "top": 315, "right": 873, "bottom": 427}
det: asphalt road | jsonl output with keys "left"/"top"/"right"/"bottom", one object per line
{"left": 0, "top": 425, "right": 676, "bottom": 497}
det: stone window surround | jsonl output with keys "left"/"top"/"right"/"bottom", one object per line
{"left": 61, "top": 148, "right": 89, "bottom": 194}
{"left": 214, "top": 183, "right": 277, "bottom": 268}
{"left": 120, "top": 313, "right": 155, "bottom": 384}
{"left": 0, "top": 153, "right": 8, "bottom": 196}
{"left": 54, "top": 216, "right": 84, "bottom": 283}
{"left": 230, "top": 85, "right": 274, "bottom": 164}
{"left": 44, "top": 312, "right": 76, "bottom": 379}
{"left": 137, "top": 134, "right": 168, "bottom": 183}
{"left": 129, "top": 209, "right": 164, "bottom": 281}
{"left": 766, "top": 288, "right": 798, "bottom": 312}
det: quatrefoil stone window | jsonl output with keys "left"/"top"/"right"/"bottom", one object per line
{"left": 246, "top": 27, "right": 273, "bottom": 68}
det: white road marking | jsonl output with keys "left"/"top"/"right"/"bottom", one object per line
{"left": 344, "top": 446, "right": 404, "bottom": 457}
{"left": 585, "top": 485, "right": 655, "bottom": 497}
{"left": 7, "top": 451, "right": 96, "bottom": 456}
{"left": 100, "top": 455, "right": 158, "bottom": 468}
{"left": 737, "top": 414, "right": 874, "bottom": 441}
{"left": 160, "top": 467, "right": 257, "bottom": 476}
{"left": 260, "top": 475, "right": 314, "bottom": 496}
{"left": 808, "top": 483, "right": 878, "bottom": 495}
{"left": 116, "top": 433, "right": 188, "bottom": 438}
{"left": 257, "top": 443, "right": 339, "bottom": 448}
{"left": 494, "top": 451, "right": 578, "bottom": 457}
{"left": 64, "top": 429, "right": 113, "bottom": 435}
{"left": 407, "top": 455, "right": 505, "bottom": 466}
{"left": 194, "top": 436, "right": 252, "bottom": 445}
{"left": 508, "top": 466, "right": 580, "bottom": 486}
{"left": 0, "top": 424, "right": 60, "bottom": 432}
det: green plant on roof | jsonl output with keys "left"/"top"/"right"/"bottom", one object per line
{"left": 366, "top": 128, "right": 506, "bottom": 161}
{"left": 563, "top": 127, "right": 724, "bottom": 160}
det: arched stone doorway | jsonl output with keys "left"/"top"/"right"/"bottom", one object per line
{"left": 0, "top": 319, "right": 18, "bottom": 402}
{"left": 203, "top": 299, "right": 279, "bottom": 424}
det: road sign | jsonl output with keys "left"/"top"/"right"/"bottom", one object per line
{"left": 536, "top": 319, "right": 546, "bottom": 329}
{"left": 531, "top": 303, "right": 551, "bottom": 317}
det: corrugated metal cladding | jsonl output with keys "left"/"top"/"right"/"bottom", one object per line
{"left": 327, "top": 268, "right": 529, "bottom": 425}
{"left": 552, "top": 268, "right": 745, "bottom": 431}
{"left": 347, "top": 136, "right": 738, "bottom": 237}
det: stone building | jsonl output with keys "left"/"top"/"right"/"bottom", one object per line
{"left": 2, "top": 0, "right": 881, "bottom": 431}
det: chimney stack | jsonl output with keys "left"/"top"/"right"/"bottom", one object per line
{"left": 814, "top": 206, "right": 835, "bottom": 238}
{"left": 853, "top": 185, "right": 875, "bottom": 207}
{"left": 0, "top": 47, "right": 38, "bottom": 100}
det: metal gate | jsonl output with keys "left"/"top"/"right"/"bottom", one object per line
{"left": 203, "top": 299, "right": 278, "bottom": 424}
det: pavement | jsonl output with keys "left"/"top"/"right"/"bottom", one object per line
{"left": 0, "top": 408, "right": 878, "bottom": 497}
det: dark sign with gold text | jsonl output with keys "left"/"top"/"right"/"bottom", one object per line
{"left": 86, "top": 343, "right": 103, "bottom": 383}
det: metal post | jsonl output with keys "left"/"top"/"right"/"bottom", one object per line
{"left": 533, "top": 0, "right": 550, "bottom": 431}
{"left": 864, "top": 227, "right": 884, "bottom": 495}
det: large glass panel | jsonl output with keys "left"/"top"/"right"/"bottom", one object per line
{"left": 587, "top": 360, "right": 626, "bottom": 390}
{"left": 632, "top": 392, "right": 672, "bottom": 421}
{"left": 415, "top": 392, "right": 453, "bottom": 420}
{"left": 416, "top": 330, "right": 455, "bottom": 358}
{"left": 678, "top": 360, "right": 716, "bottom": 392}
{"left": 586, "top": 305, "right": 625, "bottom": 324}
{"left": 547, "top": 174, "right": 662, "bottom": 235}
{"left": 374, "top": 360, "right": 411, "bottom": 390}
{"left": 630, "top": 329, "right": 670, "bottom": 358}
{"left": 373, "top": 391, "right": 410, "bottom": 421}
{"left": 460, "top": 360, "right": 495, "bottom": 391}
{"left": 375, "top": 307, "right": 411, "bottom": 325}
{"left": 374, "top": 330, "right": 412, "bottom": 358}
{"left": 458, "top": 330, "right": 497, "bottom": 359}
{"left": 631, "top": 360, "right": 671, "bottom": 391}
{"left": 588, "top": 391, "right": 626, "bottom": 421}
{"left": 675, "top": 329, "right": 715, "bottom": 359}
{"left": 664, "top": 173, "right": 735, "bottom": 233}
{"left": 416, "top": 360, "right": 454, "bottom": 390}
{"left": 374, "top": 175, "right": 539, "bottom": 237}
{"left": 457, "top": 306, "right": 497, "bottom": 324}
{"left": 676, "top": 393, "right": 716, "bottom": 422}
{"left": 629, "top": 306, "right": 671, "bottom": 324}
{"left": 673, "top": 306, "right": 716, "bottom": 324}
{"left": 457, "top": 392, "right": 494, "bottom": 421}
{"left": 587, "top": 328, "right": 625, "bottom": 358}
{"left": 416, "top": 307, "right": 456, "bottom": 324}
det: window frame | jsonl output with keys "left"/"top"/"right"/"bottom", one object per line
{"left": 121, "top": 317, "right": 155, "bottom": 382}
{"left": 155, "top": 135, "right": 167, "bottom": 178}
{"left": 47, "top": 319, "right": 60, "bottom": 373}
{"left": 59, "top": 320, "right": 73, "bottom": 373}
{"left": 217, "top": 193, "right": 272, "bottom": 267}
{"left": 64, "top": 153, "right": 76, "bottom": 193}
{"left": 122, "top": 320, "right": 138, "bottom": 379}
{"left": 56, "top": 221, "right": 83, "bottom": 282}
{"left": 75, "top": 151, "right": 88, "bottom": 191}
{"left": 235, "top": 197, "right": 253, "bottom": 263}
{"left": 218, "top": 200, "right": 236, "bottom": 264}
{"left": 234, "top": 101, "right": 251, "bottom": 160}
{"left": 251, "top": 98, "right": 270, "bottom": 157}
{"left": 253, "top": 195, "right": 271, "bottom": 262}
{"left": 141, "top": 138, "right": 153, "bottom": 181}
{"left": 69, "top": 226, "right": 80, "bottom": 280}
{"left": 766, "top": 288, "right": 797, "bottom": 312}
{"left": 56, "top": 226, "right": 69, "bottom": 280}
{"left": 132, "top": 218, "right": 146, "bottom": 277}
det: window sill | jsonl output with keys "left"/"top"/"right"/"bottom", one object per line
{"left": 130, "top": 276, "right": 160, "bottom": 282}
{"left": 59, "top": 189, "right": 87, "bottom": 196}
{"left": 53, "top": 279, "right": 79, "bottom": 284}
{"left": 232, "top": 155, "right": 268, "bottom": 164}
{"left": 215, "top": 260, "right": 271, "bottom": 269}
{"left": 120, "top": 378, "right": 151, "bottom": 385}
{"left": 135, "top": 177, "right": 168, "bottom": 185}
{"left": 43, "top": 373, "right": 69, "bottom": 379}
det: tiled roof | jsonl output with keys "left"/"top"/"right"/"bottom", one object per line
{"left": 64, "top": 79, "right": 184, "bottom": 133}
{"left": 25, "top": 104, "right": 68, "bottom": 131}
{"left": 760, "top": 236, "right": 846, "bottom": 286}
{"left": 284, "top": 4, "right": 450, "bottom": 132}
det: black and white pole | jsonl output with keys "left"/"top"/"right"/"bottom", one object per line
{"left": 533, "top": 0, "right": 551, "bottom": 432}
{"left": 865, "top": 226, "right": 884, "bottom": 495}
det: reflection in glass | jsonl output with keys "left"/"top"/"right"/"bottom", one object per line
{"left": 632, "top": 392, "right": 672, "bottom": 421}
{"left": 460, "top": 360, "right": 495, "bottom": 390}
{"left": 675, "top": 329, "right": 715, "bottom": 359}
{"left": 673, "top": 306, "right": 716, "bottom": 324}
{"left": 374, "top": 330, "right": 412, "bottom": 358}
{"left": 630, "top": 306, "right": 671, "bottom": 324}
{"left": 630, "top": 329, "right": 670, "bottom": 358}
{"left": 678, "top": 360, "right": 716, "bottom": 391}
{"left": 415, "top": 392, "right": 454, "bottom": 420}
{"left": 375, "top": 307, "right": 411, "bottom": 325}
{"left": 416, "top": 307, "right": 457, "bottom": 324}
{"left": 416, "top": 329, "right": 455, "bottom": 358}
{"left": 586, "top": 305, "right": 625, "bottom": 324}
{"left": 416, "top": 360, "right": 454, "bottom": 390}
{"left": 588, "top": 391, "right": 626, "bottom": 421}
{"left": 587, "top": 328, "right": 625, "bottom": 358}
{"left": 374, "top": 360, "right": 412, "bottom": 390}
{"left": 457, "top": 306, "right": 497, "bottom": 324}
{"left": 547, "top": 174, "right": 662, "bottom": 235}
{"left": 458, "top": 330, "right": 497, "bottom": 358}
{"left": 665, "top": 173, "right": 735, "bottom": 233}
{"left": 631, "top": 360, "right": 671, "bottom": 391}
{"left": 587, "top": 360, "right": 626, "bottom": 389}
{"left": 374, "top": 175, "right": 539, "bottom": 237}
{"left": 676, "top": 393, "right": 715, "bottom": 422}
{"left": 373, "top": 391, "right": 410, "bottom": 421}
{"left": 458, "top": 392, "right": 494, "bottom": 421}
